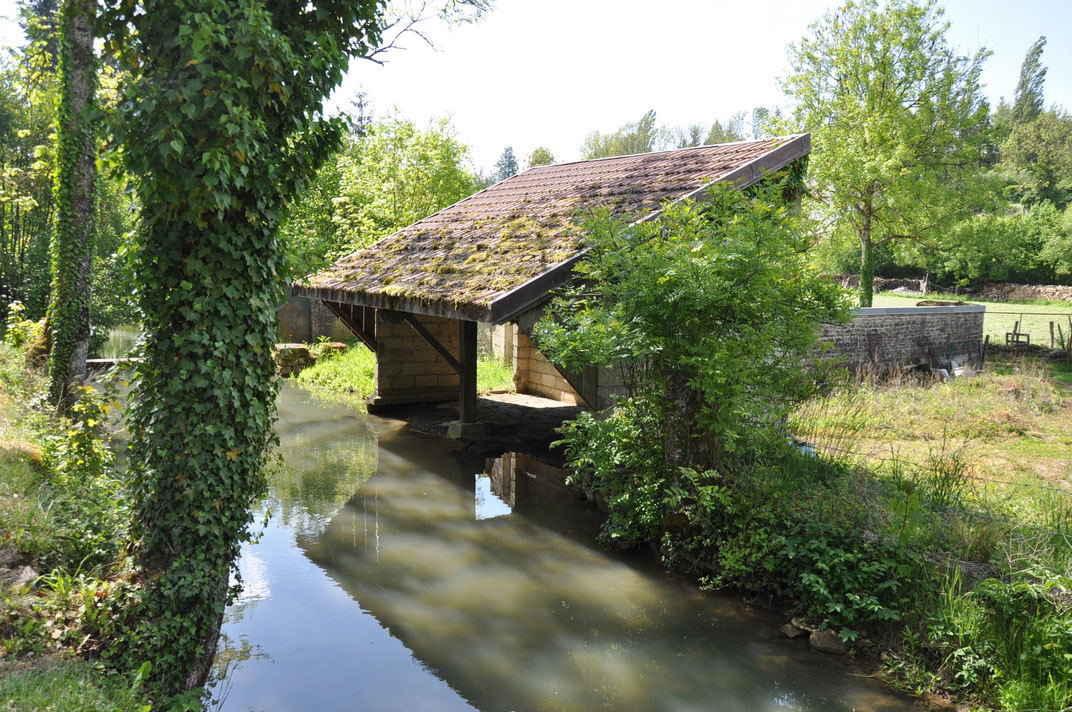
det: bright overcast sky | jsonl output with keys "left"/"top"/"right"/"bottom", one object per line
{"left": 2, "top": 0, "right": 1070, "bottom": 173}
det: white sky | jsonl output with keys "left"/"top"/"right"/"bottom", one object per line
{"left": 3, "top": 0, "right": 1070, "bottom": 173}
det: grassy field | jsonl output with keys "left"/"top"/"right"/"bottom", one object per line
{"left": 871, "top": 292, "right": 1072, "bottom": 348}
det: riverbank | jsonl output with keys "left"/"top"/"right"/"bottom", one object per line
{"left": 0, "top": 338, "right": 150, "bottom": 710}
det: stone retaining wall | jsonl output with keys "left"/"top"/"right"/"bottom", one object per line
{"left": 980, "top": 282, "right": 1072, "bottom": 303}
{"left": 821, "top": 305, "right": 985, "bottom": 374}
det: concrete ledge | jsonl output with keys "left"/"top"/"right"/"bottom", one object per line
{"left": 851, "top": 305, "right": 985, "bottom": 316}
{"left": 447, "top": 420, "right": 486, "bottom": 440}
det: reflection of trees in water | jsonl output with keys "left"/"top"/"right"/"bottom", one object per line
{"left": 268, "top": 431, "right": 378, "bottom": 539}
{"left": 206, "top": 630, "right": 268, "bottom": 711}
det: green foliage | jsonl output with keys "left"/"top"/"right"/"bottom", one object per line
{"left": 3, "top": 301, "right": 42, "bottom": 349}
{"left": 704, "top": 113, "right": 746, "bottom": 144}
{"left": 1039, "top": 202, "right": 1072, "bottom": 275}
{"left": 282, "top": 115, "right": 478, "bottom": 278}
{"left": 580, "top": 109, "right": 660, "bottom": 159}
{"left": 921, "top": 202, "right": 1065, "bottom": 284}
{"left": 0, "top": 44, "right": 58, "bottom": 319}
{"left": 295, "top": 343, "right": 515, "bottom": 397}
{"left": 101, "top": 0, "right": 386, "bottom": 693}
{"left": 555, "top": 401, "right": 666, "bottom": 544}
{"left": 1000, "top": 109, "right": 1072, "bottom": 210}
{"left": 38, "top": 386, "right": 125, "bottom": 569}
{"left": 783, "top": 0, "right": 991, "bottom": 305}
{"left": 538, "top": 178, "right": 849, "bottom": 476}
{"left": 46, "top": 0, "right": 99, "bottom": 410}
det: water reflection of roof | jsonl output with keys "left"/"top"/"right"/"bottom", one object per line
{"left": 293, "top": 135, "right": 811, "bottom": 323}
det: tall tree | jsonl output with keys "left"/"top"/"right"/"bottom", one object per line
{"left": 581, "top": 109, "right": 660, "bottom": 159}
{"left": 100, "top": 0, "right": 386, "bottom": 693}
{"left": 45, "top": 0, "right": 96, "bottom": 410}
{"left": 1001, "top": 109, "right": 1072, "bottom": 209}
{"left": 782, "top": 0, "right": 990, "bottom": 306}
{"left": 492, "top": 145, "right": 518, "bottom": 182}
{"left": 1012, "top": 36, "right": 1046, "bottom": 126}
{"left": 526, "top": 146, "right": 554, "bottom": 167}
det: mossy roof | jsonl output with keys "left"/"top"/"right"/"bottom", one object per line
{"left": 294, "top": 134, "right": 810, "bottom": 323}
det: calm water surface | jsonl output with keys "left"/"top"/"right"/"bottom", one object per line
{"left": 211, "top": 384, "right": 917, "bottom": 712}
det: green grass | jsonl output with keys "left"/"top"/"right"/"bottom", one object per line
{"left": 790, "top": 359, "right": 1072, "bottom": 709}
{"left": 0, "top": 658, "right": 150, "bottom": 712}
{"left": 295, "top": 343, "right": 516, "bottom": 397}
{"left": 871, "top": 292, "right": 1072, "bottom": 348}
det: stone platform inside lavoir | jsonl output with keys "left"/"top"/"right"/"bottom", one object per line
{"left": 381, "top": 392, "right": 584, "bottom": 464}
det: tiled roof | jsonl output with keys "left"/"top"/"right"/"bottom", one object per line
{"left": 294, "top": 134, "right": 810, "bottom": 323}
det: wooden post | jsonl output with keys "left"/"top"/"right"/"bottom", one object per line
{"left": 981, "top": 334, "right": 989, "bottom": 368}
{"left": 1051, "top": 321, "right": 1055, "bottom": 349}
{"left": 460, "top": 319, "right": 477, "bottom": 423}
{"left": 447, "top": 320, "right": 485, "bottom": 440}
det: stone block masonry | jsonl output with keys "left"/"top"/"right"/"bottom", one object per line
{"left": 513, "top": 329, "right": 585, "bottom": 405}
{"left": 369, "top": 312, "right": 460, "bottom": 407}
{"left": 820, "top": 305, "right": 985, "bottom": 374}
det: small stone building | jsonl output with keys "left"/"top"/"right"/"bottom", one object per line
{"left": 292, "top": 136, "right": 813, "bottom": 436}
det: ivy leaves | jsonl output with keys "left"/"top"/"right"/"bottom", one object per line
{"left": 100, "top": 0, "right": 387, "bottom": 694}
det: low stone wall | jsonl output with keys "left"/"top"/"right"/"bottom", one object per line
{"left": 821, "top": 305, "right": 985, "bottom": 374}
{"left": 981, "top": 282, "right": 1072, "bottom": 303}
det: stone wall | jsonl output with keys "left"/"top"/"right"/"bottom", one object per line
{"left": 821, "top": 305, "right": 985, "bottom": 374}
{"left": 981, "top": 282, "right": 1072, "bottom": 303}
{"left": 513, "top": 329, "right": 584, "bottom": 405}
{"left": 277, "top": 295, "right": 352, "bottom": 343}
{"left": 369, "top": 313, "right": 460, "bottom": 407}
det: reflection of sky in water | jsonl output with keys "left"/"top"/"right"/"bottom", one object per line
{"left": 474, "top": 475, "right": 512, "bottom": 520}
{"left": 214, "top": 384, "right": 916, "bottom": 712}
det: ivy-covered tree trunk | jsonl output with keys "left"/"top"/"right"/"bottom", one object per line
{"left": 101, "top": 0, "right": 386, "bottom": 695}
{"left": 46, "top": 0, "right": 96, "bottom": 410}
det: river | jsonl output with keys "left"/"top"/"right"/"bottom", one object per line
{"left": 209, "top": 383, "right": 917, "bottom": 712}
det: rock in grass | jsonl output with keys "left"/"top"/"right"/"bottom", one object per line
{"left": 809, "top": 629, "right": 847, "bottom": 654}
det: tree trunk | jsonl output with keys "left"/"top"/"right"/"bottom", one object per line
{"left": 858, "top": 208, "right": 874, "bottom": 308}
{"left": 47, "top": 0, "right": 96, "bottom": 411}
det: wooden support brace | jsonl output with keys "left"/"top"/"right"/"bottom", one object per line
{"left": 322, "top": 300, "right": 377, "bottom": 352}
{"left": 459, "top": 319, "right": 477, "bottom": 423}
{"left": 401, "top": 314, "right": 462, "bottom": 374}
